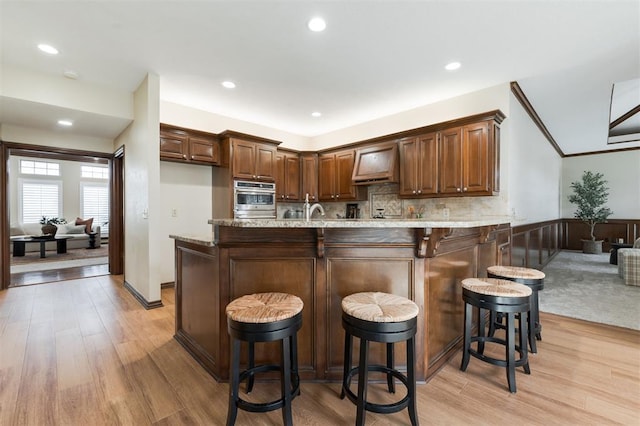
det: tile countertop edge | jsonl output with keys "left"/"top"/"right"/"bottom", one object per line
{"left": 169, "top": 234, "right": 215, "bottom": 246}
{"left": 207, "top": 217, "right": 512, "bottom": 228}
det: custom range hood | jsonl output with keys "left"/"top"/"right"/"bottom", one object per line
{"left": 351, "top": 141, "right": 399, "bottom": 185}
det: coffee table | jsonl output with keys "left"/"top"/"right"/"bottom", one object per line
{"left": 12, "top": 236, "right": 72, "bottom": 258}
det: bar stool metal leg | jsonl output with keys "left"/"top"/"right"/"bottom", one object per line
{"left": 340, "top": 332, "right": 353, "bottom": 400}
{"left": 356, "top": 339, "right": 370, "bottom": 426}
{"left": 281, "top": 336, "right": 293, "bottom": 426}
{"left": 227, "top": 338, "right": 242, "bottom": 426}
{"left": 461, "top": 301, "right": 472, "bottom": 371}
{"left": 407, "top": 336, "right": 418, "bottom": 426}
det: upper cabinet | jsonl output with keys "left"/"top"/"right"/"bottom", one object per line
{"left": 439, "top": 121, "right": 495, "bottom": 196}
{"left": 300, "top": 153, "right": 319, "bottom": 202}
{"left": 276, "top": 150, "right": 301, "bottom": 201}
{"left": 351, "top": 142, "right": 399, "bottom": 185}
{"left": 398, "top": 112, "right": 503, "bottom": 198}
{"left": 318, "top": 149, "right": 366, "bottom": 201}
{"left": 228, "top": 136, "right": 278, "bottom": 182}
{"left": 160, "top": 124, "right": 220, "bottom": 166}
{"left": 398, "top": 132, "right": 438, "bottom": 197}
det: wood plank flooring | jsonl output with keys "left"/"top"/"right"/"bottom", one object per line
{"left": 0, "top": 275, "right": 638, "bottom": 425}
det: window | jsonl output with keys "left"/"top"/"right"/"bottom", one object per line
{"left": 81, "top": 165, "right": 108, "bottom": 179}
{"left": 81, "top": 183, "right": 109, "bottom": 236}
{"left": 20, "top": 179, "right": 62, "bottom": 223}
{"left": 20, "top": 160, "right": 60, "bottom": 176}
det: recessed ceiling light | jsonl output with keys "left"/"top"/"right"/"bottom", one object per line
{"left": 311, "top": 112, "right": 322, "bottom": 118}
{"left": 445, "top": 61, "right": 461, "bottom": 71}
{"left": 57, "top": 120, "right": 73, "bottom": 126}
{"left": 308, "top": 17, "right": 326, "bottom": 32}
{"left": 38, "top": 44, "right": 59, "bottom": 55}
{"left": 221, "top": 81, "right": 236, "bottom": 89}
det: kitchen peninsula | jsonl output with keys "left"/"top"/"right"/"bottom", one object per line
{"left": 171, "top": 217, "right": 511, "bottom": 383}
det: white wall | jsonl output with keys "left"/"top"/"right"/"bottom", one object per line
{"left": 0, "top": 124, "right": 114, "bottom": 153}
{"left": 116, "top": 74, "right": 162, "bottom": 304}
{"left": 506, "top": 92, "right": 562, "bottom": 226}
{"left": 160, "top": 101, "right": 311, "bottom": 150}
{"left": 158, "top": 161, "right": 213, "bottom": 284}
{"left": 562, "top": 151, "right": 640, "bottom": 219}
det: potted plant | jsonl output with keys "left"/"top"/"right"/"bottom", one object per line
{"left": 568, "top": 171, "right": 613, "bottom": 254}
{"left": 39, "top": 216, "right": 67, "bottom": 237}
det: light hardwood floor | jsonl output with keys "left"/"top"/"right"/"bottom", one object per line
{"left": 0, "top": 275, "right": 638, "bottom": 425}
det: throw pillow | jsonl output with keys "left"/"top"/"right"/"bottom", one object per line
{"left": 55, "top": 223, "right": 68, "bottom": 234}
{"left": 75, "top": 217, "right": 94, "bottom": 234}
{"left": 67, "top": 224, "right": 87, "bottom": 234}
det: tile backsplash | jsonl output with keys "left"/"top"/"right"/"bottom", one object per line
{"left": 279, "top": 183, "right": 508, "bottom": 219}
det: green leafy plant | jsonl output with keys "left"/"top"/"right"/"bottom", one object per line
{"left": 568, "top": 171, "right": 613, "bottom": 241}
{"left": 39, "top": 216, "right": 67, "bottom": 225}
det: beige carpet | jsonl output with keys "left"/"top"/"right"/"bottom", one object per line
{"left": 540, "top": 250, "right": 640, "bottom": 330}
{"left": 10, "top": 245, "right": 108, "bottom": 273}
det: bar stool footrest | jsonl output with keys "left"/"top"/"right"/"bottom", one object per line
{"left": 343, "top": 365, "right": 410, "bottom": 415}
{"left": 235, "top": 364, "right": 300, "bottom": 413}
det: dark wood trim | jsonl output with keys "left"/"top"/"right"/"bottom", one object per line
{"left": 2, "top": 142, "right": 115, "bottom": 290}
{"left": 560, "top": 218, "right": 640, "bottom": 251}
{"left": 510, "top": 81, "right": 564, "bottom": 158}
{"left": 110, "top": 146, "right": 124, "bottom": 275}
{"left": 610, "top": 104, "right": 640, "bottom": 130}
{"left": 3, "top": 141, "right": 112, "bottom": 162}
{"left": 564, "top": 146, "right": 640, "bottom": 157}
{"left": 511, "top": 219, "right": 562, "bottom": 269}
{"left": 123, "top": 280, "right": 163, "bottom": 310}
{"left": 161, "top": 281, "right": 175, "bottom": 289}
{"left": 217, "top": 130, "right": 282, "bottom": 146}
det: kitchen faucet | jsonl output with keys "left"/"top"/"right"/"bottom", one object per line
{"left": 304, "top": 193, "right": 325, "bottom": 221}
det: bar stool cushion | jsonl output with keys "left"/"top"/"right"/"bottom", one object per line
{"left": 487, "top": 265, "right": 545, "bottom": 280}
{"left": 462, "top": 278, "right": 532, "bottom": 298}
{"left": 342, "top": 292, "right": 419, "bottom": 323}
{"left": 226, "top": 292, "right": 303, "bottom": 324}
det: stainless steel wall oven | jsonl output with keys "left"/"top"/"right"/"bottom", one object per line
{"left": 233, "top": 180, "right": 276, "bottom": 219}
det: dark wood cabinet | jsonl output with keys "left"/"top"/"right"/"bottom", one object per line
{"left": 276, "top": 150, "right": 301, "bottom": 201}
{"left": 351, "top": 141, "right": 399, "bottom": 184}
{"left": 301, "top": 153, "right": 318, "bottom": 202}
{"left": 439, "top": 121, "right": 495, "bottom": 195}
{"left": 231, "top": 138, "right": 277, "bottom": 182}
{"left": 160, "top": 124, "right": 220, "bottom": 166}
{"left": 318, "top": 149, "right": 365, "bottom": 201}
{"left": 398, "top": 133, "right": 438, "bottom": 197}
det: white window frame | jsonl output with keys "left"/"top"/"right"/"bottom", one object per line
{"left": 20, "top": 159, "right": 60, "bottom": 176}
{"left": 18, "top": 178, "right": 63, "bottom": 224}
{"left": 81, "top": 165, "right": 109, "bottom": 180}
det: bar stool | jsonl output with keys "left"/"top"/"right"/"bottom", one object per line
{"left": 340, "top": 292, "right": 419, "bottom": 426}
{"left": 226, "top": 292, "right": 303, "bottom": 426}
{"left": 487, "top": 265, "right": 545, "bottom": 353}
{"left": 460, "top": 278, "right": 531, "bottom": 393}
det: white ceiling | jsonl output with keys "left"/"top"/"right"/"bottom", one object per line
{"left": 1, "top": 1, "right": 639, "bottom": 155}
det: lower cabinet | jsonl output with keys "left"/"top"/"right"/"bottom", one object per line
{"left": 173, "top": 224, "right": 508, "bottom": 383}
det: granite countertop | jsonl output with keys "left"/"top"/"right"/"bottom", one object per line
{"left": 169, "top": 234, "right": 216, "bottom": 246}
{"left": 207, "top": 216, "right": 511, "bottom": 228}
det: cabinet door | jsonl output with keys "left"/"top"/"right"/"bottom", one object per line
{"left": 255, "top": 143, "right": 276, "bottom": 182}
{"left": 417, "top": 133, "right": 439, "bottom": 195}
{"left": 439, "top": 127, "right": 463, "bottom": 194}
{"left": 462, "top": 121, "right": 490, "bottom": 193}
{"left": 160, "top": 131, "right": 189, "bottom": 161}
{"left": 190, "top": 135, "right": 220, "bottom": 165}
{"left": 276, "top": 152, "right": 286, "bottom": 200}
{"left": 301, "top": 154, "right": 318, "bottom": 202}
{"left": 284, "top": 155, "right": 301, "bottom": 200}
{"left": 398, "top": 137, "right": 418, "bottom": 196}
{"left": 318, "top": 154, "right": 336, "bottom": 201}
{"left": 232, "top": 139, "right": 257, "bottom": 180}
{"left": 335, "top": 150, "right": 357, "bottom": 200}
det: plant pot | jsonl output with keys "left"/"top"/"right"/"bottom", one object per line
{"left": 41, "top": 224, "right": 57, "bottom": 237}
{"left": 581, "top": 239, "right": 603, "bottom": 254}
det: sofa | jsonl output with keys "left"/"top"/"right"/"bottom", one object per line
{"left": 618, "top": 238, "right": 640, "bottom": 287}
{"left": 10, "top": 222, "right": 101, "bottom": 253}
